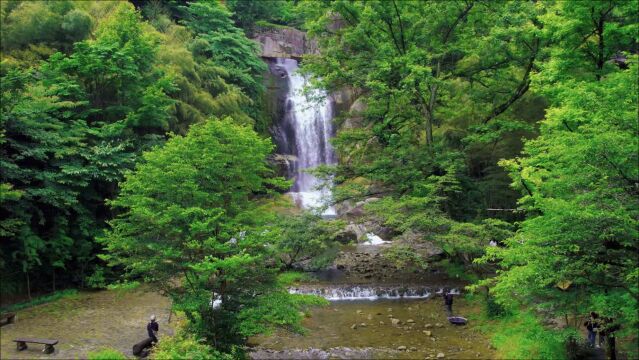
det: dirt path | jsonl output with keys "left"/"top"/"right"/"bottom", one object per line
{"left": 0, "top": 288, "right": 173, "bottom": 359}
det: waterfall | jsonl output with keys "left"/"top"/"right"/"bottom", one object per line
{"left": 276, "top": 58, "right": 336, "bottom": 215}
{"left": 288, "top": 285, "right": 460, "bottom": 301}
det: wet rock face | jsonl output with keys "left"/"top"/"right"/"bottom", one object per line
{"left": 252, "top": 27, "right": 318, "bottom": 59}
{"left": 268, "top": 154, "right": 298, "bottom": 179}
{"left": 337, "top": 197, "right": 380, "bottom": 218}
{"left": 334, "top": 227, "right": 358, "bottom": 244}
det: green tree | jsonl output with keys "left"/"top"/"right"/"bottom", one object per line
{"left": 0, "top": 65, "right": 93, "bottom": 297}
{"left": 142, "top": 5, "right": 256, "bottom": 130}
{"left": 226, "top": 0, "right": 298, "bottom": 32}
{"left": 45, "top": 2, "right": 175, "bottom": 136}
{"left": 0, "top": 0, "right": 94, "bottom": 62}
{"left": 180, "top": 1, "right": 266, "bottom": 123}
{"left": 300, "top": 0, "right": 543, "bottom": 224}
{"left": 100, "top": 118, "right": 320, "bottom": 351}
{"left": 274, "top": 212, "right": 344, "bottom": 269}
{"left": 476, "top": 1, "right": 638, "bottom": 355}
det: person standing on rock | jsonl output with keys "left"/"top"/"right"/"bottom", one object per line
{"left": 147, "top": 314, "right": 159, "bottom": 344}
{"left": 443, "top": 290, "right": 454, "bottom": 316}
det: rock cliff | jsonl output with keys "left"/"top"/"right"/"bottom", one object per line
{"left": 252, "top": 26, "right": 318, "bottom": 60}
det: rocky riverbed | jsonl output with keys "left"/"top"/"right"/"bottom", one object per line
{"left": 250, "top": 297, "right": 494, "bottom": 359}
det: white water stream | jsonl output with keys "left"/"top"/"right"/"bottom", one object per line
{"left": 288, "top": 285, "right": 461, "bottom": 301}
{"left": 277, "top": 59, "right": 336, "bottom": 216}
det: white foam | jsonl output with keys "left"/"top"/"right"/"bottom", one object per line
{"left": 289, "top": 286, "right": 433, "bottom": 301}
{"left": 363, "top": 233, "right": 391, "bottom": 245}
{"left": 289, "top": 191, "right": 336, "bottom": 216}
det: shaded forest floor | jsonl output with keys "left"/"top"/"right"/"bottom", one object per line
{"left": 0, "top": 287, "right": 172, "bottom": 359}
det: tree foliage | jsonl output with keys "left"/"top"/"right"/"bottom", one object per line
{"left": 0, "top": 1, "right": 275, "bottom": 297}
{"left": 100, "top": 118, "right": 320, "bottom": 349}
{"left": 301, "top": 0, "right": 544, "bottom": 227}
{"left": 475, "top": 0, "right": 638, "bottom": 351}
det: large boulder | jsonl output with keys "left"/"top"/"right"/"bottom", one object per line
{"left": 132, "top": 337, "right": 154, "bottom": 357}
{"left": 342, "top": 97, "right": 367, "bottom": 130}
{"left": 331, "top": 87, "right": 360, "bottom": 115}
{"left": 337, "top": 196, "right": 380, "bottom": 218}
{"left": 335, "top": 226, "right": 359, "bottom": 244}
{"left": 343, "top": 222, "right": 367, "bottom": 241}
{"left": 395, "top": 230, "right": 444, "bottom": 259}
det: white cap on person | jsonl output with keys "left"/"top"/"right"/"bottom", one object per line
{"left": 150, "top": 314, "right": 156, "bottom": 321}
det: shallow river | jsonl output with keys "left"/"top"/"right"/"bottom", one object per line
{"left": 250, "top": 296, "right": 495, "bottom": 359}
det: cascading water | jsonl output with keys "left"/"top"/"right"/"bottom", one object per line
{"left": 288, "top": 285, "right": 460, "bottom": 301}
{"left": 275, "top": 58, "right": 336, "bottom": 216}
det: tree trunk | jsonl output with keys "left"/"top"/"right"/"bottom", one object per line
{"left": 26, "top": 271, "right": 31, "bottom": 300}
{"left": 425, "top": 60, "right": 441, "bottom": 149}
{"left": 52, "top": 269, "right": 56, "bottom": 292}
{"left": 596, "top": 16, "right": 605, "bottom": 81}
{"left": 606, "top": 334, "right": 616, "bottom": 360}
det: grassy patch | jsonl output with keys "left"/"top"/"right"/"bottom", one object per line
{"left": 255, "top": 20, "right": 293, "bottom": 30}
{"left": 107, "top": 280, "right": 141, "bottom": 300}
{"left": 473, "top": 304, "right": 574, "bottom": 359}
{"left": 0, "top": 289, "right": 79, "bottom": 313}
{"left": 88, "top": 348, "right": 128, "bottom": 360}
{"left": 277, "top": 271, "right": 313, "bottom": 286}
{"left": 491, "top": 312, "right": 569, "bottom": 359}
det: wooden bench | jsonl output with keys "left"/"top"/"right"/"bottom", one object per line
{"left": 1, "top": 312, "right": 16, "bottom": 326}
{"left": 13, "top": 338, "right": 58, "bottom": 354}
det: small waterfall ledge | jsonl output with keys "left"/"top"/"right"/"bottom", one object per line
{"left": 289, "top": 285, "right": 460, "bottom": 301}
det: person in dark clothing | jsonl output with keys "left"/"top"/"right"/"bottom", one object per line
{"left": 584, "top": 312, "right": 599, "bottom": 347}
{"left": 442, "top": 290, "right": 454, "bottom": 316}
{"left": 147, "top": 314, "right": 159, "bottom": 343}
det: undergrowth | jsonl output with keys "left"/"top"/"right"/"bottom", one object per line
{"left": 277, "top": 271, "right": 313, "bottom": 286}
{"left": 472, "top": 299, "right": 575, "bottom": 360}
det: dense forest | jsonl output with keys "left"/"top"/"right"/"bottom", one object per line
{"left": 1, "top": 1, "right": 637, "bottom": 359}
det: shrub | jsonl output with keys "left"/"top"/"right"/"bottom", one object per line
{"left": 485, "top": 294, "right": 511, "bottom": 318}
{"left": 152, "top": 328, "right": 238, "bottom": 360}
{"left": 489, "top": 311, "right": 573, "bottom": 359}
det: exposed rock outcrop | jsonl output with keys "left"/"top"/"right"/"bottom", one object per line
{"left": 253, "top": 26, "right": 318, "bottom": 60}
{"left": 342, "top": 97, "right": 367, "bottom": 130}
{"left": 395, "top": 230, "right": 444, "bottom": 259}
{"left": 268, "top": 154, "right": 298, "bottom": 178}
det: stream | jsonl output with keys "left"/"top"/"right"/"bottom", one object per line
{"left": 249, "top": 288, "right": 494, "bottom": 359}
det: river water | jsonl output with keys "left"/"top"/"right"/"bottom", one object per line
{"left": 250, "top": 295, "right": 494, "bottom": 359}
